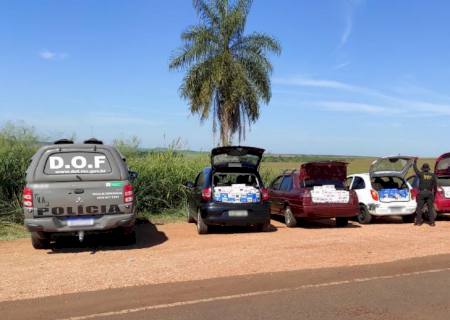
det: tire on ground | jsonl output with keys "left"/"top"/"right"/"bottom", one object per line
{"left": 197, "top": 209, "right": 208, "bottom": 234}
{"left": 31, "top": 232, "right": 50, "bottom": 249}
{"left": 357, "top": 204, "right": 372, "bottom": 224}
{"left": 284, "top": 206, "right": 297, "bottom": 228}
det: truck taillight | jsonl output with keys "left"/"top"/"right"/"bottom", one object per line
{"left": 23, "top": 187, "right": 33, "bottom": 208}
{"left": 370, "top": 189, "right": 379, "bottom": 201}
{"left": 123, "top": 184, "right": 134, "bottom": 204}
{"left": 201, "top": 187, "right": 212, "bottom": 201}
{"left": 261, "top": 188, "right": 270, "bottom": 201}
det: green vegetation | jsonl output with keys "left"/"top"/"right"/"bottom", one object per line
{"left": 0, "top": 122, "right": 437, "bottom": 240}
{"left": 169, "top": 0, "right": 281, "bottom": 145}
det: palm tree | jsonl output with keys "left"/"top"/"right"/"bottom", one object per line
{"left": 169, "top": 0, "right": 281, "bottom": 146}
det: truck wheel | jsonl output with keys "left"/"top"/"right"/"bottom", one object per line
{"left": 257, "top": 220, "right": 271, "bottom": 232}
{"left": 197, "top": 209, "right": 208, "bottom": 234}
{"left": 31, "top": 232, "right": 50, "bottom": 249}
{"left": 357, "top": 205, "right": 372, "bottom": 224}
{"left": 187, "top": 207, "right": 195, "bottom": 223}
{"left": 402, "top": 214, "right": 415, "bottom": 223}
{"left": 284, "top": 207, "right": 297, "bottom": 228}
{"left": 336, "top": 217, "right": 349, "bottom": 227}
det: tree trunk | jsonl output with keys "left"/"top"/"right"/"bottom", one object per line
{"left": 219, "top": 108, "right": 231, "bottom": 146}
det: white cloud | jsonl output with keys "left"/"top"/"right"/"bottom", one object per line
{"left": 313, "top": 101, "right": 390, "bottom": 114}
{"left": 39, "top": 50, "right": 68, "bottom": 61}
{"left": 338, "top": 0, "right": 365, "bottom": 48}
{"left": 333, "top": 61, "right": 350, "bottom": 70}
{"left": 273, "top": 76, "right": 358, "bottom": 91}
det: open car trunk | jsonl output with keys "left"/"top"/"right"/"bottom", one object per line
{"left": 299, "top": 161, "right": 350, "bottom": 204}
{"left": 212, "top": 172, "right": 262, "bottom": 204}
{"left": 435, "top": 154, "right": 450, "bottom": 198}
{"left": 369, "top": 156, "right": 414, "bottom": 203}
{"left": 211, "top": 146, "right": 264, "bottom": 170}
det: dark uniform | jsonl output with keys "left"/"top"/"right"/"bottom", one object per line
{"left": 413, "top": 161, "right": 438, "bottom": 226}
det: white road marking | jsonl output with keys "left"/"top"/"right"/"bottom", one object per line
{"left": 57, "top": 267, "right": 450, "bottom": 320}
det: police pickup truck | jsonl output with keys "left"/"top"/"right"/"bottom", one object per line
{"left": 23, "top": 138, "right": 138, "bottom": 249}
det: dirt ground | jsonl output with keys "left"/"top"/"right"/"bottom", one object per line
{"left": 1, "top": 216, "right": 450, "bottom": 302}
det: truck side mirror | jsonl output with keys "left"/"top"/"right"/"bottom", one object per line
{"left": 129, "top": 171, "right": 138, "bottom": 181}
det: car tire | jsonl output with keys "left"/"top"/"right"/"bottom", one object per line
{"left": 402, "top": 214, "right": 415, "bottom": 223}
{"left": 284, "top": 207, "right": 297, "bottom": 228}
{"left": 187, "top": 207, "right": 195, "bottom": 223}
{"left": 257, "top": 220, "right": 271, "bottom": 232}
{"left": 197, "top": 209, "right": 208, "bottom": 234}
{"left": 336, "top": 217, "right": 349, "bottom": 227}
{"left": 31, "top": 232, "right": 50, "bottom": 249}
{"left": 357, "top": 205, "right": 372, "bottom": 224}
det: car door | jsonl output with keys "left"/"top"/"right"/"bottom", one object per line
{"left": 269, "top": 175, "right": 284, "bottom": 214}
{"left": 279, "top": 175, "right": 295, "bottom": 211}
{"left": 350, "top": 176, "right": 366, "bottom": 203}
{"left": 191, "top": 171, "right": 205, "bottom": 214}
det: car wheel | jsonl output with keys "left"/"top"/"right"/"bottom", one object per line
{"left": 197, "top": 209, "right": 208, "bottom": 234}
{"left": 357, "top": 205, "right": 372, "bottom": 224}
{"left": 336, "top": 217, "right": 349, "bottom": 227}
{"left": 284, "top": 207, "right": 297, "bottom": 228}
{"left": 257, "top": 220, "right": 271, "bottom": 232}
{"left": 187, "top": 207, "right": 195, "bottom": 223}
{"left": 402, "top": 214, "right": 415, "bottom": 223}
{"left": 31, "top": 232, "right": 50, "bottom": 249}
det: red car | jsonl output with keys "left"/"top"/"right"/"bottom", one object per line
{"left": 407, "top": 153, "right": 450, "bottom": 214}
{"left": 268, "top": 161, "right": 359, "bottom": 227}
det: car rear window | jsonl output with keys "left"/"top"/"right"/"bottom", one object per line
{"left": 438, "top": 177, "right": 450, "bottom": 186}
{"left": 44, "top": 152, "right": 112, "bottom": 175}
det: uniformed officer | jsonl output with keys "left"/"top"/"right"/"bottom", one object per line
{"left": 413, "top": 158, "right": 438, "bottom": 226}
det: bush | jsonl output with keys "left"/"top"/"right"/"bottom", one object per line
{"left": 128, "top": 151, "right": 208, "bottom": 213}
{"left": 0, "top": 123, "right": 39, "bottom": 223}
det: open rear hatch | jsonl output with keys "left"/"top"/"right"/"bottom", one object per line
{"left": 370, "top": 156, "right": 414, "bottom": 178}
{"left": 299, "top": 161, "right": 350, "bottom": 204}
{"left": 435, "top": 153, "right": 450, "bottom": 198}
{"left": 211, "top": 146, "right": 264, "bottom": 170}
{"left": 370, "top": 156, "right": 414, "bottom": 202}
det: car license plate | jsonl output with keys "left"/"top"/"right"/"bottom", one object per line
{"left": 229, "top": 210, "right": 248, "bottom": 217}
{"left": 67, "top": 218, "right": 94, "bottom": 227}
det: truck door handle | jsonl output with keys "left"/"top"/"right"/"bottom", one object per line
{"left": 74, "top": 189, "right": 85, "bottom": 194}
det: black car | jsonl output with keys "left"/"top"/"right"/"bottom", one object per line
{"left": 185, "top": 146, "right": 271, "bottom": 234}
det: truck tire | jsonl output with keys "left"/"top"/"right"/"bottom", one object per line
{"left": 31, "top": 232, "right": 50, "bottom": 249}
{"left": 284, "top": 207, "right": 297, "bottom": 228}
{"left": 357, "top": 205, "right": 372, "bottom": 224}
{"left": 257, "top": 220, "right": 271, "bottom": 232}
{"left": 402, "top": 214, "right": 415, "bottom": 223}
{"left": 187, "top": 207, "right": 195, "bottom": 223}
{"left": 336, "top": 217, "right": 349, "bottom": 227}
{"left": 197, "top": 209, "right": 208, "bottom": 234}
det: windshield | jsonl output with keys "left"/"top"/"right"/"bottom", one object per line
{"left": 212, "top": 154, "right": 260, "bottom": 167}
{"left": 44, "top": 152, "right": 112, "bottom": 175}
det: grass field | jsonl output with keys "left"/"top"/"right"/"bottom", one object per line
{"left": 0, "top": 156, "right": 436, "bottom": 241}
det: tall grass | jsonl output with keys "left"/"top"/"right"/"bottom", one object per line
{"left": 0, "top": 123, "right": 40, "bottom": 223}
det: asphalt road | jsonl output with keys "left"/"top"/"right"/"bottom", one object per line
{"left": 2, "top": 254, "right": 450, "bottom": 320}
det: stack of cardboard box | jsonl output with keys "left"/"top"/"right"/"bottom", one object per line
{"left": 311, "top": 185, "right": 350, "bottom": 204}
{"left": 213, "top": 184, "right": 261, "bottom": 203}
{"left": 442, "top": 186, "right": 450, "bottom": 198}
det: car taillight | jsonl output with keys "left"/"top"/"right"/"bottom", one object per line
{"left": 23, "top": 187, "right": 33, "bottom": 208}
{"left": 261, "top": 188, "right": 269, "bottom": 201}
{"left": 370, "top": 189, "right": 379, "bottom": 201}
{"left": 123, "top": 184, "right": 134, "bottom": 204}
{"left": 303, "top": 189, "right": 312, "bottom": 205}
{"left": 201, "top": 187, "right": 212, "bottom": 201}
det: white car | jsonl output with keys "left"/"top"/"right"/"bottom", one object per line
{"left": 346, "top": 156, "right": 417, "bottom": 224}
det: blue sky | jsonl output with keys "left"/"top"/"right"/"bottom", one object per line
{"left": 1, "top": 0, "right": 450, "bottom": 156}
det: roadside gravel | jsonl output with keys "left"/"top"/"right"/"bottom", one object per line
{"left": 1, "top": 216, "right": 449, "bottom": 302}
